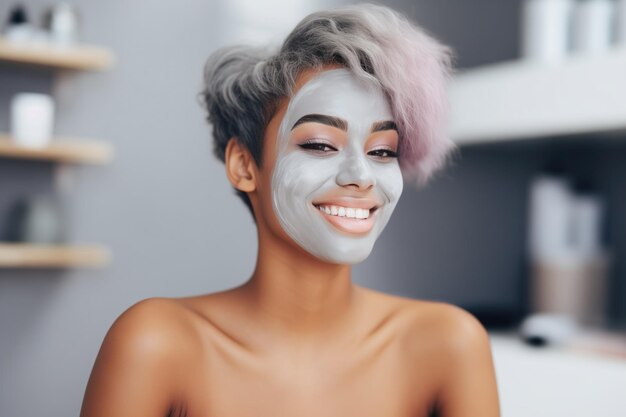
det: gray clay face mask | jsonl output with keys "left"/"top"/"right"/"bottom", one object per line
{"left": 271, "top": 68, "right": 404, "bottom": 264}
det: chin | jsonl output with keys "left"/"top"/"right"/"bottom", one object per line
{"left": 312, "top": 241, "right": 375, "bottom": 265}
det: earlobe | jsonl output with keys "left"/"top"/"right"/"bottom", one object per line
{"left": 224, "top": 138, "right": 257, "bottom": 193}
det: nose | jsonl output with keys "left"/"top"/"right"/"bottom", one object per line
{"left": 335, "top": 152, "right": 376, "bottom": 189}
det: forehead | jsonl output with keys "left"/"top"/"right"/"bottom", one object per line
{"left": 282, "top": 68, "right": 392, "bottom": 129}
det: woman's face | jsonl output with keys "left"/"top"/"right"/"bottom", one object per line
{"left": 257, "top": 68, "right": 403, "bottom": 264}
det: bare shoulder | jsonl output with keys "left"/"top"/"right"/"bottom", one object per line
{"left": 114, "top": 296, "right": 190, "bottom": 328}
{"left": 106, "top": 297, "right": 203, "bottom": 354}
{"left": 81, "top": 297, "right": 205, "bottom": 416}
{"left": 113, "top": 292, "right": 250, "bottom": 351}
{"left": 92, "top": 297, "right": 206, "bottom": 384}
{"left": 327, "top": 288, "right": 498, "bottom": 415}
{"left": 397, "top": 299, "right": 499, "bottom": 417}
{"left": 358, "top": 287, "right": 485, "bottom": 332}
{"left": 409, "top": 300, "right": 488, "bottom": 342}
{"left": 399, "top": 298, "right": 490, "bottom": 356}
{"left": 358, "top": 288, "right": 490, "bottom": 354}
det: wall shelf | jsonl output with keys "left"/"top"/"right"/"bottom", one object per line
{"left": 0, "top": 135, "right": 113, "bottom": 164}
{"left": 0, "top": 243, "right": 111, "bottom": 268}
{"left": 0, "top": 37, "right": 114, "bottom": 70}
{"left": 0, "top": 36, "right": 115, "bottom": 271}
{"left": 449, "top": 46, "right": 626, "bottom": 145}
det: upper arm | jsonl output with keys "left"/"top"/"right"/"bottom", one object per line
{"left": 432, "top": 305, "right": 500, "bottom": 417}
{"left": 80, "top": 298, "right": 192, "bottom": 417}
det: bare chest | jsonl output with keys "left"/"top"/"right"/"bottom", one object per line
{"left": 181, "top": 336, "right": 436, "bottom": 417}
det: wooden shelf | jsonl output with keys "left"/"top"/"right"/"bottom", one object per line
{"left": 0, "top": 243, "right": 111, "bottom": 268}
{"left": 0, "top": 37, "right": 114, "bottom": 70}
{"left": 0, "top": 135, "right": 113, "bottom": 164}
{"left": 448, "top": 46, "right": 626, "bottom": 145}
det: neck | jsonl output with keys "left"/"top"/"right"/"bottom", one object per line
{"left": 239, "top": 227, "right": 359, "bottom": 344}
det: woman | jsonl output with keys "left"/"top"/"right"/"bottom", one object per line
{"left": 81, "top": 4, "right": 500, "bottom": 417}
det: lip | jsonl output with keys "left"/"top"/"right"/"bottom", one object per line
{"left": 311, "top": 197, "right": 381, "bottom": 210}
{"left": 312, "top": 202, "right": 380, "bottom": 235}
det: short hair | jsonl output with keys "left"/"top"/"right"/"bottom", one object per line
{"left": 200, "top": 3, "right": 455, "bottom": 215}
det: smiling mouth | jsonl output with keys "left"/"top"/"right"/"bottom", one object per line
{"left": 313, "top": 203, "right": 379, "bottom": 219}
{"left": 312, "top": 203, "right": 380, "bottom": 234}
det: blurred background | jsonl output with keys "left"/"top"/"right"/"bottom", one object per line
{"left": 1, "top": 0, "right": 625, "bottom": 416}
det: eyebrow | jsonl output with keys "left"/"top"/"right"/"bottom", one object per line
{"left": 292, "top": 114, "right": 347, "bottom": 131}
{"left": 291, "top": 114, "right": 398, "bottom": 133}
{"left": 371, "top": 120, "right": 398, "bottom": 133}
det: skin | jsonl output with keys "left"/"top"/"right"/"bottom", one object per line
{"left": 80, "top": 66, "right": 500, "bottom": 417}
{"left": 271, "top": 68, "right": 403, "bottom": 264}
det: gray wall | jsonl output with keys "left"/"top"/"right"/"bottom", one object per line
{"left": 5, "top": 1, "right": 603, "bottom": 416}
{"left": 376, "top": 0, "right": 522, "bottom": 68}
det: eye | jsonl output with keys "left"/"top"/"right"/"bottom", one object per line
{"left": 298, "top": 139, "right": 338, "bottom": 154}
{"left": 368, "top": 148, "right": 398, "bottom": 159}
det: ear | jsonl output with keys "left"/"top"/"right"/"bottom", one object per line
{"left": 224, "top": 138, "right": 257, "bottom": 193}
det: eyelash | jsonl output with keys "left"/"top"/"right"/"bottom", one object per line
{"left": 368, "top": 148, "right": 398, "bottom": 159}
{"left": 298, "top": 140, "right": 398, "bottom": 159}
{"left": 298, "top": 140, "right": 337, "bottom": 153}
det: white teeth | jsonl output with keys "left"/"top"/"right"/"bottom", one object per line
{"left": 315, "top": 205, "right": 372, "bottom": 219}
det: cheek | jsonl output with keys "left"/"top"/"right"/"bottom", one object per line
{"left": 377, "top": 163, "right": 404, "bottom": 203}
{"left": 273, "top": 153, "right": 335, "bottom": 199}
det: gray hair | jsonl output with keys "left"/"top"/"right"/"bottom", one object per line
{"left": 201, "top": 3, "right": 454, "bottom": 215}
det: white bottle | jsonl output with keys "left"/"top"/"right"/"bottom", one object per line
{"left": 10, "top": 93, "right": 55, "bottom": 148}
{"left": 528, "top": 175, "right": 573, "bottom": 262}
{"left": 572, "top": 0, "right": 615, "bottom": 54}
{"left": 45, "top": 3, "right": 80, "bottom": 46}
{"left": 521, "top": 0, "right": 573, "bottom": 62}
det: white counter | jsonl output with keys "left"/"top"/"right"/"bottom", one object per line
{"left": 490, "top": 333, "right": 626, "bottom": 417}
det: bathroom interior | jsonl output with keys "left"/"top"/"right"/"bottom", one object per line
{"left": 1, "top": 0, "right": 625, "bottom": 416}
